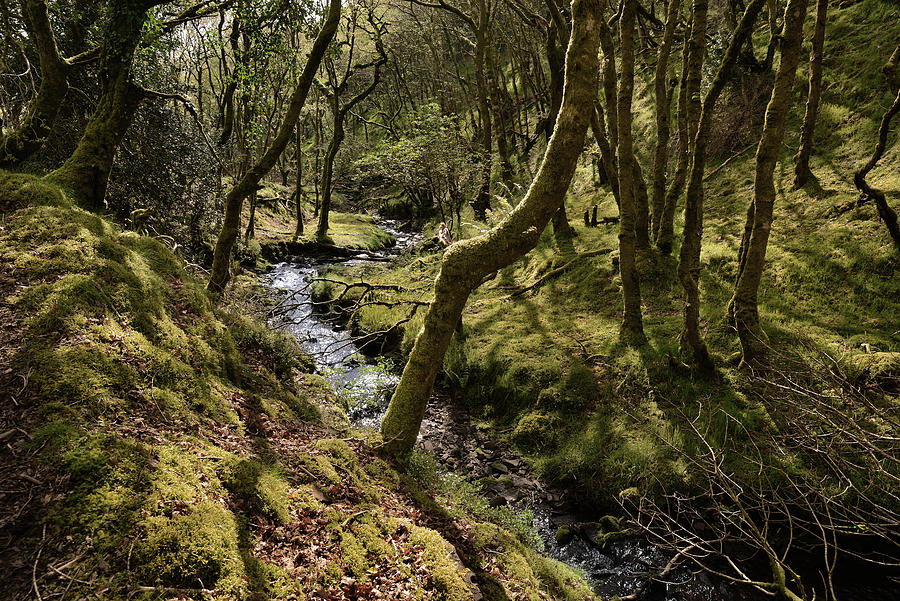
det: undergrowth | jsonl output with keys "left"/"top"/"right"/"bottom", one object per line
{"left": 0, "top": 172, "right": 595, "bottom": 600}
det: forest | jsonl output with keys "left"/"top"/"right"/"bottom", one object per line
{"left": 0, "top": 0, "right": 898, "bottom": 598}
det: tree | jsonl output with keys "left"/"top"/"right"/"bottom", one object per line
{"left": 0, "top": 0, "right": 70, "bottom": 165}
{"left": 379, "top": 0, "right": 602, "bottom": 457}
{"left": 615, "top": 0, "right": 645, "bottom": 343}
{"left": 677, "top": 0, "right": 766, "bottom": 371}
{"left": 649, "top": 0, "right": 682, "bottom": 239}
{"left": 207, "top": 0, "right": 342, "bottom": 293}
{"left": 655, "top": 4, "right": 703, "bottom": 256}
{"left": 853, "top": 45, "right": 900, "bottom": 253}
{"left": 792, "top": 0, "right": 827, "bottom": 188}
{"left": 315, "top": 6, "right": 387, "bottom": 240}
{"left": 408, "top": 0, "right": 495, "bottom": 218}
{"left": 731, "top": 0, "right": 809, "bottom": 368}
{"left": 44, "top": 0, "right": 220, "bottom": 210}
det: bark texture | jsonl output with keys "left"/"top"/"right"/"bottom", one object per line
{"left": 46, "top": 0, "right": 157, "bottom": 209}
{"left": 650, "top": 0, "right": 683, "bottom": 238}
{"left": 677, "top": 0, "right": 766, "bottom": 371}
{"left": 379, "top": 0, "right": 601, "bottom": 457}
{"left": 207, "top": 0, "right": 341, "bottom": 293}
{"left": 732, "top": 0, "right": 809, "bottom": 368}
{"left": 0, "top": 0, "right": 68, "bottom": 165}
{"left": 616, "top": 0, "right": 646, "bottom": 343}
{"left": 792, "top": 0, "right": 827, "bottom": 188}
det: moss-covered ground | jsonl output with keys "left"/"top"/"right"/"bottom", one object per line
{"left": 314, "top": 0, "right": 900, "bottom": 508}
{"left": 0, "top": 173, "right": 595, "bottom": 600}
{"left": 238, "top": 183, "right": 396, "bottom": 267}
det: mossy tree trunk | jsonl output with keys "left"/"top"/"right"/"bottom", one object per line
{"left": 590, "top": 103, "right": 620, "bottom": 206}
{"left": 632, "top": 159, "right": 652, "bottom": 252}
{"left": 316, "top": 96, "right": 343, "bottom": 240}
{"left": 218, "top": 15, "right": 242, "bottom": 145}
{"left": 731, "top": 0, "right": 809, "bottom": 368}
{"left": 0, "top": 0, "right": 69, "bottom": 166}
{"left": 677, "top": 0, "right": 766, "bottom": 371}
{"left": 792, "top": 0, "right": 827, "bottom": 188}
{"left": 656, "top": 6, "right": 702, "bottom": 256}
{"left": 207, "top": 0, "right": 341, "bottom": 293}
{"left": 47, "top": 0, "right": 161, "bottom": 210}
{"left": 315, "top": 32, "right": 387, "bottom": 241}
{"left": 854, "top": 45, "right": 900, "bottom": 254}
{"left": 380, "top": 0, "right": 601, "bottom": 457}
{"left": 472, "top": 6, "right": 493, "bottom": 219}
{"left": 546, "top": 15, "right": 576, "bottom": 242}
{"left": 615, "top": 0, "right": 645, "bottom": 343}
{"left": 650, "top": 0, "right": 682, "bottom": 238}
{"left": 293, "top": 128, "right": 304, "bottom": 240}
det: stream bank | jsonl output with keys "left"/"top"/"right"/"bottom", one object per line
{"left": 261, "top": 220, "right": 766, "bottom": 601}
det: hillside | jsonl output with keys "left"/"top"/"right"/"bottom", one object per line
{"left": 0, "top": 176, "right": 595, "bottom": 601}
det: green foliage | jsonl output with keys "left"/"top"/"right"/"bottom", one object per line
{"left": 405, "top": 450, "right": 544, "bottom": 553}
{"left": 354, "top": 103, "right": 479, "bottom": 218}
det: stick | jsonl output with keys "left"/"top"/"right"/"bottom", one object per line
{"left": 704, "top": 143, "right": 755, "bottom": 181}
{"left": 33, "top": 525, "right": 46, "bottom": 601}
{"left": 506, "top": 249, "right": 612, "bottom": 298}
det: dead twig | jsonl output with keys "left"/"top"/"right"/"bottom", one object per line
{"left": 33, "top": 524, "right": 46, "bottom": 601}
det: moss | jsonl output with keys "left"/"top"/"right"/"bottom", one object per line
{"left": 583, "top": 516, "right": 628, "bottom": 548}
{"left": 315, "top": 438, "right": 358, "bottom": 468}
{"left": 243, "top": 196, "right": 395, "bottom": 252}
{"left": 513, "top": 412, "right": 560, "bottom": 451}
{"left": 340, "top": 530, "right": 371, "bottom": 579}
{"left": 308, "top": 454, "right": 342, "bottom": 485}
{"left": 218, "top": 456, "right": 291, "bottom": 523}
{"left": 136, "top": 501, "right": 245, "bottom": 592}
{"left": 407, "top": 525, "right": 472, "bottom": 600}
{"left": 555, "top": 525, "right": 575, "bottom": 545}
{"left": 0, "top": 170, "right": 69, "bottom": 211}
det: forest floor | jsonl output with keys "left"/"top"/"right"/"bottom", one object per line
{"left": 311, "top": 0, "right": 900, "bottom": 523}
{"left": 239, "top": 183, "right": 397, "bottom": 266}
{"left": 0, "top": 174, "right": 598, "bottom": 601}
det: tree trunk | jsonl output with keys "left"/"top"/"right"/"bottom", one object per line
{"left": 207, "top": 0, "right": 341, "bottom": 293}
{"left": 650, "top": 0, "right": 682, "bottom": 237}
{"left": 590, "top": 104, "right": 620, "bottom": 206}
{"left": 677, "top": 0, "right": 767, "bottom": 371}
{"left": 616, "top": 0, "right": 645, "bottom": 343}
{"left": 598, "top": 16, "right": 618, "bottom": 151}
{"left": 763, "top": 0, "right": 781, "bottom": 71}
{"left": 244, "top": 192, "right": 257, "bottom": 241}
{"left": 632, "top": 159, "right": 652, "bottom": 252}
{"left": 294, "top": 129, "right": 304, "bottom": 240}
{"left": 854, "top": 75, "right": 900, "bottom": 253}
{"left": 0, "top": 0, "right": 68, "bottom": 165}
{"left": 656, "top": 8, "right": 700, "bottom": 255}
{"left": 471, "top": 14, "right": 493, "bottom": 218}
{"left": 317, "top": 104, "right": 343, "bottom": 240}
{"left": 218, "top": 16, "right": 241, "bottom": 145}
{"left": 792, "top": 0, "right": 827, "bottom": 188}
{"left": 732, "top": 0, "right": 809, "bottom": 368}
{"left": 379, "top": 0, "right": 601, "bottom": 457}
{"left": 46, "top": 0, "right": 152, "bottom": 210}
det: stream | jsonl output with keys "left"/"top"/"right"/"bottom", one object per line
{"left": 262, "top": 221, "right": 766, "bottom": 601}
